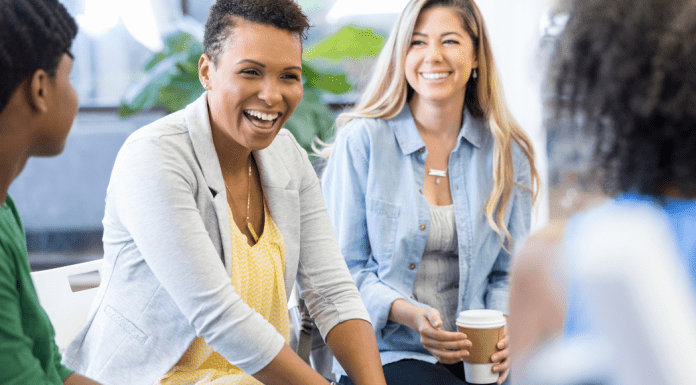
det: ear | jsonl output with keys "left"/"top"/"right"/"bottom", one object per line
{"left": 27, "top": 69, "right": 51, "bottom": 113}
{"left": 199, "top": 54, "right": 212, "bottom": 90}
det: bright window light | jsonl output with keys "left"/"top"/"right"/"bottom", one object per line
{"left": 76, "top": 0, "right": 164, "bottom": 52}
{"left": 75, "top": 0, "right": 119, "bottom": 37}
{"left": 120, "top": 0, "right": 165, "bottom": 52}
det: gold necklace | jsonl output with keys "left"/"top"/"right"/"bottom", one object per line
{"left": 225, "top": 157, "right": 259, "bottom": 242}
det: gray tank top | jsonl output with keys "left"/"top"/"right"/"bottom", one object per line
{"left": 413, "top": 203, "right": 460, "bottom": 332}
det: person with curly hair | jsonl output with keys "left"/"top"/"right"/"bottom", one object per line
{"left": 320, "top": 0, "right": 540, "bottom": 383}
{"left": 61, "top": 1, "right": 386, "bottom": 385}
{"left": 508, "top": 0, "right": 696, "bottom": 381}
{"left": 0, "top": 0, "right": 101, "bottom": 384}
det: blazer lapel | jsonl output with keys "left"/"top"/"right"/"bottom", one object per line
{"left": 184, "top": 93, "right": 233, "bottom": 274}
{"left": 255, "top": 145, "right": 300, "bottom": 298}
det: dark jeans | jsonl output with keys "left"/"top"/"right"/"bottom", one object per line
{"left": 337, "top": 359, "right": 499, "bottom": 385}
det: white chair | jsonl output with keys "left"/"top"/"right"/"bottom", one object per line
{"left": 31, "top": 259, "right": 103, "bottom": 351}
{"left": 288, "top": 283, "right": 312, "bottom": 364}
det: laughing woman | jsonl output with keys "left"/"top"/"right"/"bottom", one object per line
{"left": 321, "top": 0, "right": 539, "bottom": 384}
{"left": 61, "top": 1, "right": 386, "bottom": 385}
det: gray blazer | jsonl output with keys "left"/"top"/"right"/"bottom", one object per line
{"left": 62, "top": 93, "right": 370, "bottom": 385}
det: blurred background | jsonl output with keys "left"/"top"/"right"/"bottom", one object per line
{"left": 11, "top": 0, "right": 595, "bottom": 270}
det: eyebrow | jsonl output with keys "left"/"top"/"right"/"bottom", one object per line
{"left": 236, "top": 59, "right": 302, "bottom": 71}
{"left": 412, "top": 32, "right": 464, "bottom": 38}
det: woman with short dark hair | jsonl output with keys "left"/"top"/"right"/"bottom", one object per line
{"left": 62, "top": 1, "right": 386, "bottom": 384}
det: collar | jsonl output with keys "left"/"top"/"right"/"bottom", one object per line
{"left": 185, "top": 92, "right": 225, "bottom": 195}
{"left": 389, "top": 103, "right": 485, "bottom": 156}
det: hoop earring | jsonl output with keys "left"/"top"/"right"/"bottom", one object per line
{"left": 472, "top": 69, "right": 478, "bottom": 79}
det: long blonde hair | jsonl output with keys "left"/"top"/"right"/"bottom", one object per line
{"left": 325, "top": 0, "right": 539, "bottom": 248}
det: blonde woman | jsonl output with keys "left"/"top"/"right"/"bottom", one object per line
{"left": 321, "top": 0, "right": 538, "bottom": 384}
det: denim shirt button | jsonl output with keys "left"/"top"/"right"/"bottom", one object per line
{"left": 418, "top": 147, "right": 425, "bottom": 154}
{"left": 409, "top": 263, "right": 416, "bottom": 270}
{"left": 419, "top": 224, "right": 426, "bottom": 231}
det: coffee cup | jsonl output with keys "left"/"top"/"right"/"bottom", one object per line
{"left": 456, "top": 309, "right": 506, "bottom": 384}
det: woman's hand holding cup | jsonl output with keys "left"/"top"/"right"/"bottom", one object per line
{"left": 414, "top": 308, "right": 472, "bottom": 364}
{"left": 491, "top": 323, "right": 509, "bottom": 384}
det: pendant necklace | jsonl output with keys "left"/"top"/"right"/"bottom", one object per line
{"left": 426, "top": 160, "right": 448, "bottom": 185}
{"left": 225, "top": 157, "right": 259, "bottom": 242}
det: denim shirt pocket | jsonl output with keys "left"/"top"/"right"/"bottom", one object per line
{"left": 365, "top": 196, "right": 401, "bottom": 262}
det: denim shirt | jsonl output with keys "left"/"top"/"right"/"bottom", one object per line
{"left": 321, "top": 104, "right": 532, "bottom": 371}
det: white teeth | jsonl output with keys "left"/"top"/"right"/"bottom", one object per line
{"left": 421, "top": 72, "right": 450, "bottom": 80}
{"left": 245, "top": 110, "right": 279, "bottom": 121}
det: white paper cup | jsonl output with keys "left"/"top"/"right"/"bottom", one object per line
{"left": 456, "top": 309, "right": 506, "bottom": 384}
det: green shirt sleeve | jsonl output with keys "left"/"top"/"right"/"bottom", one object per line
{"left": 52, "top": 335, "right": 75, "bottom": 382}
{"left": 0, "top": 199, "right": 73, "bottom": 384}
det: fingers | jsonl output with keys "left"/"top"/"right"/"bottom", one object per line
{"left": 421, "top": 335, "right": 471, "bottom": 351}
{"left": 497, "top": 368, "right": 510, "bottom": 384}
{"left": 497, "top": 335, "right": 508, "bottom": 350}
{"left": 424, "top": 308, "right": 443, "bottom": 329}
{"left": 492, "top": 347, "right": 509, "bottom": 383}
{"left": 491, "top": 345, "right": 509, "bottom": 364}
{"left": 424, "top": 347, "right": 469, "bottom": 365}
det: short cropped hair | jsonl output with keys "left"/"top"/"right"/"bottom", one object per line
{"left": 553, "top": 0, "right": 696, "bottom": 197}
{"left": 203, "top": 0, "right": 310, "bottom": 65}
{"left": 0, "top": 0, "right": 77, "bottom": 112}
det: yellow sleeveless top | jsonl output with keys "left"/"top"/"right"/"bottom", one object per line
{"left": 157, "top": 205, "right": 289, "bottom": 385}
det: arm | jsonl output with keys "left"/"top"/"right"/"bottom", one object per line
{"left": 320, "top": 126, "right": 406, "bottom": 336}
{"left": 63, "top": 373, "right": 102, "bottom": 385}
{"left": 109, "top": 137, "right": 284, "bottom": 374}
{"left": 508, "top": 221, "right": 568, "bottom": 364}
{"left": 252, "top": 345, "right": 329, "bottom": 385}
{"left": 388, "top": 299, "right": 470, "bottom": 364}
{"left": 325, "top": 319, "right": 387, "bottom": 385}
{"left": 285, "top": 132, "right": 385, "bottom": 384}
{"left": 0, "top": 249, "right": 84, "bottom": 384}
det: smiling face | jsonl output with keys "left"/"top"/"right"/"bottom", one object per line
{"left": 405, "top": 6, "right": 478, "bottom": 106}
{"left": 200, "top": 18, "right": 303, "bottom": 151}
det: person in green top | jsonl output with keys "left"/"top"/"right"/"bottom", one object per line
{"left": 0, "top": 1, "right": 101, "bottom": 384}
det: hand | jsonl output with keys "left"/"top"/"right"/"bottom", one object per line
{"left": 491, "top": 324, "right": 509, "bottom": 384}
{"left": 414, "top": 308, "right": 471, "bottom": 364}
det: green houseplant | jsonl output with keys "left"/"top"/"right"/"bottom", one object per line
{"left": 119, "top": 26, "right": 385, "bottom": 153}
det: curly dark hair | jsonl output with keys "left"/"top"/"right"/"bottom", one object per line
{"left": 553, "top": 0, "right": 696, "bottom": 197}
{"left": 0, "top": 0, "right": 77, "bottom": 112}
{"left": 203, "top": 0, "right": 310, "bottom": 65}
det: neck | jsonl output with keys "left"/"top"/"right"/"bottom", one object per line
{"left": 207, "top": 102, "right": 252, "bottom": 176}
{"left": 408, "top": 93, "right": 465, "bottom": 139}
{"left": 661, "top": 184, "right": 693, "bottom": 200}
{"left": 0, "top": 143, "right": 31, "bottom": 207}
{"left": 0, "top": 113, "right": 33, "bottom": 206}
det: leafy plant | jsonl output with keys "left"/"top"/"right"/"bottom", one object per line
{"left": 119, "top": 25, "right": 385, "bottom": 153}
